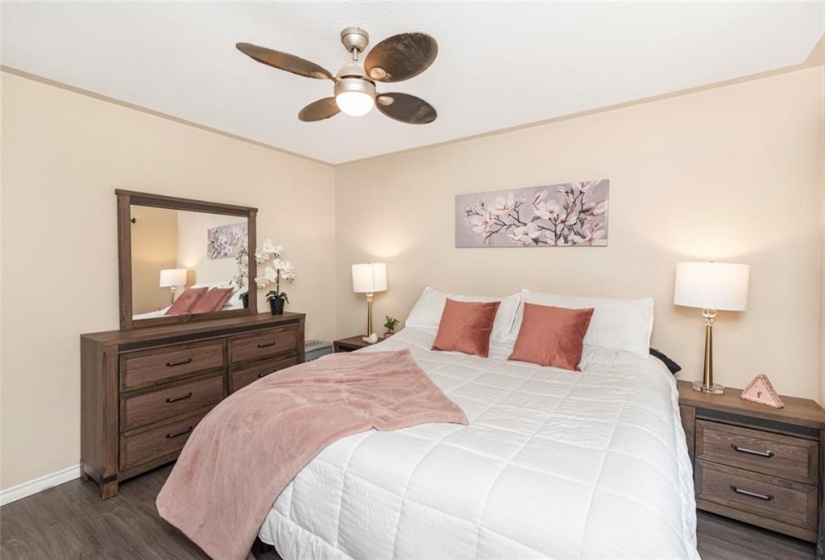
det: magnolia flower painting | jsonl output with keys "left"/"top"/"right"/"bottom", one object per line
{"left": 207, "top": 222, "right": 248, "bottom": 259}
{"left": 456, "top": 180, "right": 609, "bottom": 247}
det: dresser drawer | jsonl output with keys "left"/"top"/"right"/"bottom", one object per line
{"left": 229, "top": 326, "right": 297, "bottom": 364}
{"left": 120, "top": 340, "right": 225, "bottom": 391}
{"left": 228, "top": 354, "right": 298, "bottom": 394}
{"left": 120, "top": 411, "right": 209, "bottom": 471}
{"left": 696, "top": 460, "right": 818, "bottom": 533}
{"left": 696, "top": 420, "right": 818, "bottom": 485}
{"left": 120, "top": 372, "right": 223, "bottom": 432}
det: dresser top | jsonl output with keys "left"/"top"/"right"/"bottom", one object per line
{"left": 677, "top": 380, "right": 825, "bottom": 430}
{"left": 82, "top": 312, "right": 304, "bottom": 346}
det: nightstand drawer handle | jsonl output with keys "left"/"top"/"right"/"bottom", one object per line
{"left": 257, "top": 342, "right": 276, "bottom": 348}
{"left": 257, "top": 372, "right": 270, "bottom": 378}
{"left": 165, "top": 358, "right": 193, "bottom": 367}
{"left": 731, "top": 444, "right": 775, "bottom": 458}
{"left": 165, "top": 392, "right": 193, "bottom": 404}
{"left": 730, "top": 485, "right": 773, "bottom": 501}
{"left": 166, "top": 427, "right": 193, "bottom": 439}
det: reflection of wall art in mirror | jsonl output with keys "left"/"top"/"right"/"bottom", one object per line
{"left": 455, "top": 180, "right": 609, "bottom": 247}
{"left": 207, "top": 222, "right": 248, "bottom": 260}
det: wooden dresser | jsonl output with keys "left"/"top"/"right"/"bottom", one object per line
{"left": 678, "top": 380, "right": 825, "bottom": 550}
{"left": 81, "top": 312, "right": 305, "bottom": 499}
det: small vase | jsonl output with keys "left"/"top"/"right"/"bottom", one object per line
{"left": 383, "top": 331, "right": 394, "bottom": 338}
{"left": 269, "top": 298, "right": 285, "bottom": 316}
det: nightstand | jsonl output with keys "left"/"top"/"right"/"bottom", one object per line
{"left": 333, "top": 335, "right": 383, "bottom": 352}
{"left": 677, "top": 380, "right": 825, "bottom": 548}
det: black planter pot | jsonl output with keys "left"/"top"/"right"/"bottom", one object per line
{"left": 241, "top": 292, "right": 249, "bottom": 309}
{"left": 269, "top": 297, "right": 285, "bottom": 315}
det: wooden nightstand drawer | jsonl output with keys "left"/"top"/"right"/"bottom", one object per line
{"left": 120, "top": 372, "right": 224, "bottom": 432}
{"left": 695, "top": 460, "right": 818, "bottom": 537}
{"left": 120, "top": 410, "right": 209, "bottom": 471}
{"left": 229, "top": 326, "right": 297, "bottom": 364}
{"left": 228, "top": 355, "right": 298, "bottom": 394}
{"left": 696, "top": 420, "right": 818, "bottom": 485}
{"left": 120, "top": 340, "right": 225, "bottom": 391}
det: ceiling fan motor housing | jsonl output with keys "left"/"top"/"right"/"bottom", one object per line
{"left": 335, "top": 61, "right": 376, "bottom": 100}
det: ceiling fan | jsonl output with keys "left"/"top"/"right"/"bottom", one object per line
{"left": 236, "top": 27, "right": 438, "bottom": 125}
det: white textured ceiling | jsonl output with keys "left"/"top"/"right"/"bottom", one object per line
{"left": 2, "top": 2, "right": 823, "bottom": 164}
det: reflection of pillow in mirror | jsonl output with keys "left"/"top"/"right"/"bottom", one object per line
{"left": 224, "top": 287, "right": 246, "bottom": 309}
{"left": 165, "top": 287, "right": 208, "bottom": 315}
{"left": 191, "top": 288, "right": 234, "bottom": 314}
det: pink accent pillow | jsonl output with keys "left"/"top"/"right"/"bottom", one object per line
{"left": 508, "top": 303, "right": 594, "bottom": 371}
{"left": 190, "top": 287, "right": 234, "bottom": 314}
{"left": 432, "top": 299, "right": 501, "bottom": 357}
{"left": 165, "top": 287, "right": 208, "bottom": 316}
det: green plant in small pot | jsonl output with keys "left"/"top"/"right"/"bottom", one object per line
{"left": 383, "top": 316, "right": 399, "bottom": 338}
{"left": 254, "top": 239, "right": 296, "bottom": 316}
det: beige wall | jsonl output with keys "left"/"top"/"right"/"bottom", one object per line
{"left": 1, "top": 72, "right": 336, "bottom": 489}
{"left": 131, "top": 205, "right": 178, "bottom": 314}
{"left": 336, "top": 67, "right": 825, "bottom": 400}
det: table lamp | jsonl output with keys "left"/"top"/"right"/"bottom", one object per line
{"left": 159, "top": 268, "right": 188, "bottom": 304}
{"left": 352, "top": 263, "right": 387, "bottom": 339}
{"left": 673, "top": 261, "right": 749, "bottom": 394}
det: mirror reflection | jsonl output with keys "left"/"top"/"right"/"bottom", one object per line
{"left": 130, "top": 206, "right": 249, "bottom": 320}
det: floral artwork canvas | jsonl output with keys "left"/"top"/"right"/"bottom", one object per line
{"left": 456, "top": 180, "right": 609, "bottom": 247}
{"left": 207, "top": 222, "right": 248, "bottom": 260}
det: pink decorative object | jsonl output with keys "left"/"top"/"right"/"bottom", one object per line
{"left": 740, "top": 374, "right": 784, "bottom": 408}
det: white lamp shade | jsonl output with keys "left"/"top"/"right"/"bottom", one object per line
{"left": 352, "top": 263, "right": 387, "bottom": 294}
{"left": 674, "top": 262, "right": 749, "bottom": 311}
{"left": 159, "top": 268, "right": 188, "bottom": 288}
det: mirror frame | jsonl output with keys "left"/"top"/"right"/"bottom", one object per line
{"left": 116, "top": 189, "right": 258, "bottom": 330}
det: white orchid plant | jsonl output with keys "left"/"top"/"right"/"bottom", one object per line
{"left": 253, "top": 239, "right": 296, "bottom": 303}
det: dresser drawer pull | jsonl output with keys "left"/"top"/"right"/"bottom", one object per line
{"left": 731, "top": 444, "right": 775, "bottom": 458}
{"left": 256, "top": 341, "right": 277, "bottom": 348}
{"left": 166, "top": 427, "right": 193, "bottom": 439}
{"left": 730, "top": 485, "right": 773, "bottom": 501}
{"left": 165, "top": 358, "right": 193, "bottom": 367}
{"left": 165, "top": 392, "right": 193, "bottom": 404}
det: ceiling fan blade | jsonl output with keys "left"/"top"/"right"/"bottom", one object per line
{"left": 365, "top": 33, "right": 438, "bottom": 83}
{"left": 376, "top": 93, "right": 437, "bottom": 125}
{"left": 298, "top": 98, "right": 341, "bottom": 122}
{"left": 236, "top": 43, "right": 333, "bottom": 80}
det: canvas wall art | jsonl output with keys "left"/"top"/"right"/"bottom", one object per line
{"left": 456, "top": 180, "right": 609, "bottom": 247}
{"left": 207, "top": 222, "right": 248, "bottom": 260}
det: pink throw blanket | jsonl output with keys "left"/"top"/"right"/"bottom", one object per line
{"left": 156, "top": 349, "right": 468, "bottom": 560}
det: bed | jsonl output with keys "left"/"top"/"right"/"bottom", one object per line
{"left": 257, "top": 290, "right": 699, "bottom": 559}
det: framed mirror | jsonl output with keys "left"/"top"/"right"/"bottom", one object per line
{"left": 116, "top": 190, "right": 257, "bottom": 330}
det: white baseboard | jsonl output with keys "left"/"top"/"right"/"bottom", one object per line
{"left": 0, "top": 464, "right": 81, "bottom": 506}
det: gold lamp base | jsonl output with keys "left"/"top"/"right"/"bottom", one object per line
{"left": 692, "top": 308, "right": 725, "bottom": 395}
{"left": 691, "top": 381, "right": 725, "bottom": 394}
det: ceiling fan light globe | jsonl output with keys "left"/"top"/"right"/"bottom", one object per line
{"left": 334, "top": 77, "right": 376, "bottom": 117}
{"left": 336, "top": 91, "right": 375, "bottom": 116}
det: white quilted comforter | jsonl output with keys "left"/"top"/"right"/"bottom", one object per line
{"left": 259, "top": 328, "right": 698, "bottom": 559}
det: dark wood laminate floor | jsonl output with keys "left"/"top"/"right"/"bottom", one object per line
{"left": 0, "top": 465, "right": 817, "bottom": 559}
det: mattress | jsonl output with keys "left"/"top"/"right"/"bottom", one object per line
{"left": 259, "top": 327, "right": 699, "bottom": 559}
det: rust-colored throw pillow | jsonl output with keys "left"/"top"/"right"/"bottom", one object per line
{"left": 165, "top": 287, "right": 208, "bottom": 316}
{"left": 508, "top": 303, "right": 594, "bottom": 371}
{"left": 190, "top": 287, "right": 234, "bottom": 314}
{"left": 432, "top": 299, "right": 501, "bottom": 357}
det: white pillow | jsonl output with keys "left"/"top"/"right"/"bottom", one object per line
{"left": 405, "top": 287, "right": 522, "bottom": 342}
{"left": 509, "top": 289, "right": 654, "bottom": 356}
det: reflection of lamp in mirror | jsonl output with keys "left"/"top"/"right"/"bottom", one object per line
{"left": 159, "top": 268, "right": 188, "bottom": 304}
{"left": 674, "top": 261, "right": 749, "bottom": 395}
{"left": 351, "top": 263, "right": 387, "bottom": 339}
